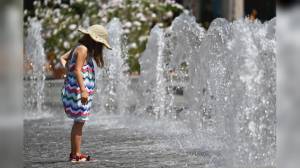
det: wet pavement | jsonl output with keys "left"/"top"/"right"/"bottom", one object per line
{"left": 24, "top": 113, "right": 224, "bottom": 168}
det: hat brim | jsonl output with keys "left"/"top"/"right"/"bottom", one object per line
{"left": 78, "top": 28, "right": 112, "bottom": 50}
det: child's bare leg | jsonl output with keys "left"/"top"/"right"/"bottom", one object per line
{"left": 71, "top": 121, "right": 85, "bottom": 156}
{"left": 70, "top": 124, "right": 75, "bottom": 155}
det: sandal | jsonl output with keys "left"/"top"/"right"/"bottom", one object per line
{"left": 69, "top": 153, "right": 76, "bottom": 162}
{"left": 69, "top": 153, "right": 91, "bottom": 162}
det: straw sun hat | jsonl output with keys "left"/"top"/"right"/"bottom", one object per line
{"left": 78, "top": 24, "right": 112, "bottom": 50}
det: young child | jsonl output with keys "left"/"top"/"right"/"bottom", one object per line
{"left": 60, "top": 25, "right": 111, "bottom": 162}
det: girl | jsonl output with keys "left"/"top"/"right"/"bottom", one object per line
{"left": 60, "top": 25, "right": 111, "bottom": 162}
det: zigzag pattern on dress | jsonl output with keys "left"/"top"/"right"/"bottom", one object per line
{"left": 61, "top": 45, "right": 96, "bottom": 121}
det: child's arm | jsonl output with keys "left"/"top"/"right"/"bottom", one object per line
{"left": 74, "top": 46, "right": 89, "bottom": 105}
{"left": 60, "top": 50, "right": 72, "bottom": 68}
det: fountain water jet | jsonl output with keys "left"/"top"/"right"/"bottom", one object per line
{"left": 24, "top": 19, "right": 46, "bottom": 115}
{"left": 93, "top": 18, "right": 130, "bottom": 115}
{"left": 164, "top": 13, "right": 206, "bottom": 120}
{"left": 225, "top": 18, "right": 276, "bottom": 167}
{"left": 138, "top": 25, "right": 168, "bottom": 119}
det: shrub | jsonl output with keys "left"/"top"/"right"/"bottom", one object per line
{"left": 24, "top": 0, "right": 184, "bottom": 73}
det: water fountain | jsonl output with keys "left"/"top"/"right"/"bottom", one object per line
{"left": 137, "top": 13, "right": 276, "bottom": 167}
{"left": 23, "top": 14, "right": 276, "bottom": 168}
{"left": 24, "top": 19, "right": 46, "bottom": 116}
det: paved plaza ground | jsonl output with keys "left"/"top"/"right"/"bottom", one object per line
{"left": 24, "top": 111, "right": 222, "bottom": 168}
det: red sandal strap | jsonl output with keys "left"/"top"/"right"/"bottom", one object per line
{"left": 76, "top": 154, "right": 90, "bottom": 161}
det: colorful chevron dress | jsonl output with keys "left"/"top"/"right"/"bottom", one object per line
{"left": 61, "top": 46, "right": 95, "bottom": 122}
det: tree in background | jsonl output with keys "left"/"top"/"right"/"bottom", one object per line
{"left": 24, "top": 0, "right": 184, "bottom": 74}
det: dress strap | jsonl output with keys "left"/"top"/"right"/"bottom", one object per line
{"left": 68, "top": 45, "right": 81, "bottom": 63}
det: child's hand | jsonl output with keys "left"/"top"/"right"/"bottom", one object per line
{"left": 81, "top": 90, "right": 89, "bottom": 105}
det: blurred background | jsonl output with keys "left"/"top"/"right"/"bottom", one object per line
{"left": 23, "top": 0, "right": 275, "bottom": 79}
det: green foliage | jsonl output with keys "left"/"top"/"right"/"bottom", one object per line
{"left": 24, "top": 0, "right": 184, "bottom": 72}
